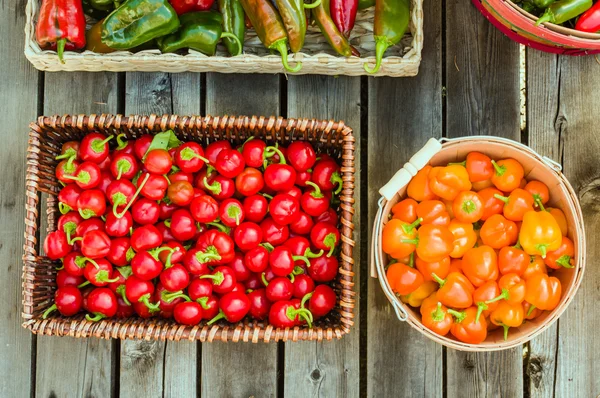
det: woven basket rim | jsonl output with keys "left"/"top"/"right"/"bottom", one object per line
{"left": 24, "top": 0, "right": 423, "bottom": 76}
{"left": 371, "top": 136, "right": 586, "bottom": 351}
{"left": 22, "top": 114, "right": 357, "bottom": 343}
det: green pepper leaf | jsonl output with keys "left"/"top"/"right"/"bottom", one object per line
{"left": 144, "top": 130, "right": 182, "bottom": 159}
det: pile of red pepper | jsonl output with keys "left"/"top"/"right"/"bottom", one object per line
{"left": 382, "top": 153, "right": 573, "bottom": 344}
{"left": 517, "top": 0, "right": 600, "bottom": 32}
{"left": 43, "top": 131, "right": 344, "bottom": 329}
{"left": 35, "top": 0, "right": 409, "bottom": 73}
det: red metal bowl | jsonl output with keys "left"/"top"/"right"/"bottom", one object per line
{"left": 472, "top": 0, "right": 600, "bottom": 55}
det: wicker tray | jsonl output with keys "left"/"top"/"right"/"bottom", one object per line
{"left": 22, "top": 114, "right": 356, "bottom": 342}
{"left": 24, "top": 0, "right": 422, "bottom": 76}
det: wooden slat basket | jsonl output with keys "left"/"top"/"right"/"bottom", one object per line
{"left": 22, "top": 114, "right": 356, "bottom": 342}
{"left": 24, "top": 0, "right": 422, "bottom": 76}
{"left": 370, "top": 136, "right": 586, "bottom": 351}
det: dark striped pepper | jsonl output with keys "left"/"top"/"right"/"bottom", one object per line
{"left": 219, "top": 0, "right": 246, "bottom": 56}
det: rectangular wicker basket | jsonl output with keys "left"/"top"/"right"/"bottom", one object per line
{"left": 24, "top": 0, "right": 422, "bottom": 77}
{"left": 22, "top": 114, "right": 356, "bottom": 342}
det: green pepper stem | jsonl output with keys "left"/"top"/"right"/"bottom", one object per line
{"left": 323, "top": 233, "right": 338, "bottom": 257}
{"left": 292, "top": 265, "right": 305, "bottom": 275}
{"left": 262, "top": 193, "right": 274, "bottom": 199}
{"left": 447, "top": 309, "right": 466, "bottom": 323}
{"left": 115, "top": 173, "right": 150, "bottom": 218}
{"left": 220, "top": 32, "right": 242, "bottom": 56}
{"left": 431, "top": 272, "right": 445, "bottom": 287}
{"left": 292, "top": 255, "right": 311, "bottom": 268}
{"left": 163, "top": 291, "right": 191, "bottom": 303}
{"left": 556, "top": 255, "right": 573, "bottom": 268}
{"left": 364, "top": 36, "right": 390, "bottom": 74}
{"left": 527, "top": 304, "right": 536, "bottom": 317}
{"left": 535, "top": 9, "right": 553, "bottom": 26}
{"left": 42, "top": 303, "right": 57, "bottom": 319}
{"left": 55, "top": 151, "right": 75, "bottom": 160}
{"left": 485, "top": 288, "right": 509, "bottom": 304}
{"left": 203, "top": 177, "right": 222, "bottom": 194}
{"left": 408, "top": 252, "right": 415, "bottom": 268}
{"left": 116, "top": 133, "right": 128, "bottom": 150}
{"left": 197, "top": 296, "right": 209, "bottom": 309}
{"left": 305, "top": 181, "right": 324, "bottom": 198}
{"left": 149, "top": 246, "right": 173, "bottom": 261}
{"left": 58, "top": 202, "right": 72, "bottom": 215}
{"left": 139, "top": 294, "right": 160, "bottom": 311}
{"left": 199, "top": 271, "right": 225, "bottom": 285}
{"left": 86, "top": 313, "right": 105, "bottom": 322}
{"left": 535, "top": 196, "right": 547, "bottom": 212}
{"left": 261, "top": 272, "right": 269, "bottom": 287}
{"left": 491, "top": 160, "right": 506, "bottom": 176}
{"left": 304, "top": 0, "right": 321, "bottom": 8}
{"left": 431, "top": 302, "right": 445, "bottom": 322}
{"left": 207, "top": 310, "right": 226, "bottom": 325}
{"left": 535, "top": 244, "right": 549, "bottom": 258}
{"left": 265, "top": 146, "right": 287, "bottom": 165}
{"left": 301, "top": 292, "right": 313, "bottom": 309}
{"left": 78, "top": 280, "right": 91, "bottom": 288}
{"left": 475, "top": 302, "right": 488, "bottom": 323}
{"left": 261, "top": 242, "right": 275, "bottom": 252}
{"left": 164, "top": 247, "right": 180, "bottom": 269}
{"left": 116, "top": 285, "right": 131, "bottom": 306}
{"left": 206, "top": 222, "right": 230, "bottom": 234}
{"left": 304, "top": 248, "right": 323, "bottom": 258}
{"left": 331, "top": 172, "right": 343, "bottom": 195}
{"left": 493, "top": 194, "right": 509, "bottom": 204}
{"left": 270, "top": 39, "right": 302, "bottom": 73}
{"left": 403, "top": 218, "right": 423, "bottom": 234}
{"left": 57, "top": 38, "right": 66, "bottom": 64}
{"left": 502, "top": 323, "right": 510, "bottom": 341}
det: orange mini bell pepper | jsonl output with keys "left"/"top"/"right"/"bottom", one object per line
{"left": 465, "top": 152, "right": 494, "bottom": 182}
{"left": 448, "top": 307, "right": 488, "bottom": 344}
{"left": 523, "top": 255, "right": 547, "bottom": 280}
{"left": 486, "top": 273, "right": 526, "bottom": 305}
{"left": 428, "top": 165, "right": 472, "bottom": 201}
{"left": 491, "top": 158, "right": 524, "bottom": 192}
{"left": 519, "top": 211, "right": 562, "bottom": 258}
{"left": 432, "top": 271, "right": 474, "bottom": 309}
{"left": 472, "top": 179, "right": 494, "bottom": 192}
{"left": 392, "top": 198, "right": 418, "bottom": 223}
{"left": 449, "top": 258, "right": 463, "bottom": 274}
{"left": 490, "top": 301, "right": 524, "bottom": 340}
{"left": 416, "top": 200, "right": 451, "bottom": 226}
{"left": 452, "top": 191, "right": 484, "bottom": 223}
{"left": 498, "top": 244, "right": 529, "bottom": 276}
{"left": 400, "top": 280, "right": 438, "bottom": 307}
{"left": 545, "top": 236, "right": 575, "bottom": 269}
{"left": 416, "top": 255, "right": 450, "bottom": 282}
{"left": 382, "top": 218, "right": 422, "bottom": 259}
{"left": 447, "top": 220, "right": 477, "bottom": 258}
{"left": 478, "top": 187, "right": 505, "bottom": 221}
{"left": 407, "top": 166, "right": 438, "bottom": 202}
{"left": 524, "top": 180, "right": 550, "bottom": 209}
{"left": 386, "top": 262, "right": 424, "bottom": 296}
{"left": 480, "top": 214, "right": 518, "bottom": 249}
{"left": 525, "top": 273, "right": 561, "bottom": 313}
{"left": 547, "top": 208, "right": 568, "bottom": 236}
{"left": 472, "top": 280, "right": 500, "bottom": 322}
{"left": 462, "top": 245, "right": 499, "bottom": 287}
{"left": 421, "top": 300, "right": 453, "bottom": 336}
{"left": 523, "top": 301, "right": 542, "bottom": 320}
{"left": 494, "top": 188, "right": 535, "bottom": 222}
{"left": 403, "top": 224, "right": 454, "bottom": 263}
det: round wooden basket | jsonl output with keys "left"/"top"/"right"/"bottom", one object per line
{"left": 473, "top": 0, "right": 600, "bottom": 55}
{"left": 370, "top": 136, "right": 586, "bottom": 351}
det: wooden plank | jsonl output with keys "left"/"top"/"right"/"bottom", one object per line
{"left": 283, "top": 75, "right": 360, "bottom": 397}
{"left": 119, "top": 73, "right": 200, "bottom": 398}
{"left": 524, "top": 50, "right": 560, "bottom": 398}
{"left": 550, "top": 56, "right": 600, "bottom": 398}
{"left": 0, "top": 2, "right": 39, "bottom": 397}
{"left": 366, "top": 0, "right": 443, "bottom": 395}
{"left": 444, "top": 1, "right": 524, "bottom": 396}
{"left": 200, "top": 74, "right": 280, "bottom": 398}
{"left": 35, "top": 73, "right": 118, "bottom": 398}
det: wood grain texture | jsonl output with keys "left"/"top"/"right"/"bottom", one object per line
{"left": 35, "top": 73, "right": 118, "bottom": 398}
{"left": 201, "top": 73, "right": 280, "bottom": 398}
{"left": 445, "top": 2, "right": 524, "bottom": 397}
{"left": 367, "top": 0, "right": 443, "bottom": 395}
{"left": 551, "top": 56, "right": 600, "bottom": 398}
{"left": 120, "top": 73, "right": 200, "bottom": 398}
{"left": 0, "top": 2, "right": 38, "bottom": 397}
{"left": 284, "top": 75, "right": 360, "bottom": 398}
{"left": 524, "top": 50, "right": 560, "bottom": 398}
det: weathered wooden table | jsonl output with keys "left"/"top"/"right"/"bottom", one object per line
{"left": 2, "top": 1, "right": 599, "bottom": 397}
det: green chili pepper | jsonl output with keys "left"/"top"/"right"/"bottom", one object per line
{"left": 102, "top": 0, "right": 180, "bottom": 50}
{"left": 313, "top": 0, "right": 359, "bottom": 57}
{"left": 358, "top": 0, "right": 375, "bottom": 9}
{"left": 239, "top": 0, "right": 302, "bottom": 72}
{"left": 219, "top": 0, "right": 246, "bottom": 56}
{"left": 536, "top": 0, "right": 592, "bottom": 25}
{"left": 157, "top": 11, "right": 242, "bottom": 56}
{"left": 364, "top": 0, "right": 410, "bottom": 74}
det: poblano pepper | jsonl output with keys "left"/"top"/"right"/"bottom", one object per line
{"left": 239, "top": 0, "right": 302, "bottom": 72}
{"left": 102, "top": 0, "right": 180, "bottom": 50}
{"left": 219, "top": 0, "right": 246, "bottom": 56}
{"left": 364, "top": 0, "right": 410, "bottom": 74}
{"left": 157, "top": 11, "right": 242, "bottom": 56}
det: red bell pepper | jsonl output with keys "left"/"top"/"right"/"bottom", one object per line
{"left": 576, "top": 1, "right": 600, "bottom": 32}
{"left": 195, "top": 230, "right": 236, "bottom": 266}
{"left": 331, "top": 0, "right": 358, "bottom": 37}
{"left": 35, "top": 0, "right": 86, "bottom": 63}
{"left": 169, "top": 0, "right": 215, "bottom": 14}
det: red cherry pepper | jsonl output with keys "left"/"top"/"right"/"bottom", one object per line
{"left": 42, "top": 286, "right": 83, "bottom": 318}
{"left": 233, "top": 222, "right": 263, "bottom": 251}
{"left": 160, "top": 263, "right": 190, "bottom": 292}
{"left": 241, "top": 138, "right": 267, "bottom": 167}
{"left": 243, "top": 195, "right": 268, "bottom": 223}
{"left": 57, "top": 269, "right": 85, "bottom": 288}
{"left": 131, "top": 224, "right": 163, "bottom": 252}
{"left": 44, "top": 230, "right": 72, "bottom": 260}
{"left": 174, "top": 301, "right": 204, "bottom": 325}
{"left": 85, "top": 288, "right": 118, "bottom": 321}
{"left": 575, "top": 1, "right": 600, "bottom": 32}
{"left": 287, "top": 141, "right": 316, "bottom": 172}
{"left": 264, "top": 147, "right": 297, "bottom": 191}
{"left": 312, "top": 158, "right": 343, "bottom": 194}
{"left": 107, "top": 237, "right": 133, "bottom": 267}
{"left": 269, "top": 300, "right": 313, "bottom": 328}
{"left": 260, "top": 217, "right": 290, "bottom": 246}
{"left": 174, "top": 142, "right": 209, "bottom": 173}
{"left": 219, "top": 198, "right": 245, "bottom": 227}
{"left": 115, "top": 295, "right": 135, "bottom": 318}
{"left": 78, "top": 133, "right": 113, "bottom": 164}
{"left": 110, "top": 153, "right": 139, "bottom": 180}
{"left": 83, "top": 258, "right": 119, "bottom": 287}
{"left": 63, "top": 251, "right": 87, "bottom": 276}
{"left": 74, "top": 230, "right": 111, "bottom": 259}
{"left": 264, "top": 275, "right": 294, "bottom": 301}
{"left": 169, "top": 209, "right": 198, "bottom": 241}
{"left": 55, "top": 158, "right": 79, "bottom": 184}
{"left": 235, "top": 167, "right": 265, "bottom": 196}
{"left": 131, "top": 246, "right": 175, "bottom": 281}
{"left": 169, "top": 171, "right": 195, "bottom": 184}
{"left": 125, "top": 276, "right": 160, "bottom": 312}
{"left": 315, "top": 208, "right": 338, "bottom": 225}
{"left": 144, "top": 149, "right": 173, "bottom": 175}
{"left": 167, "top": 181, "right": 195, "bottom": 206}
{"left": 290, "top": 211, "right": 314, "bottom": 235}
{"left": 269, "top": 193, "right": 301, "bottom": 225}
{"left": 183, "top": 248, "right": 211, "bottom": 276}
{"left": 106, "top": 179, "right": 136, "bottom": 216}
{"left": 114, "top": 134, "right": 134, "bottom": 156}
{"left": 215, "top": 149, "right": 246, "bottom": 178}
{"left": 244, "top": 246, "right": 270, "bottom": 273}
{"left": 105, "top": 211, "right": 133, "bottom": 238}
{"left": 269, "top": 246, "right": 310, "bottom": 276}
{"left": 195, "top": 230, "right": 236, "bottom": 265}
{"left": 226, "top": 252, "right": 251, "bottom": 281}
{"left": 131, "top": 136, "right": 152, "bottom": 160}
{"left": 305, "top": 284, "right": 336, "bottom": 318}
{"left": 76, "top": 189, "right": 106, "bottom": 220}
{"left": 75, "top": 218, "right": 104, "bottom": 237}
{"left": 58, "top": 184, "right": 82, "bottom": 214}
{"left": 205, "top": 140, "right": 232, "bottom": 164}
{"left": 292, "top": 274, "right": 315, "bottom": 298}
{"left": 56, "top": 141, "right": 80, "bottom": 161}
{"left": 156, "top": 221, "right": 177, "bottom": 242}
{"left": 189, "top": 194, "right": 219, "bottom": 224}
{"left": 62, "top": 162, "right": 101, "bottom": 190}
{"left": 97, "top": 171, "right": 114, "bottom": 195}
{"left": 248, "top": 289, "right": 271, "bottom": 320}
{"left": 139, "top": 173, "right": 168, "bottom": 201}
{"left": 207, "top": 291, "right": 250, "bottom": 324}
{"left": 308, "top": 254, "right": 338, "bottom": 282}
{"left": 300, "top": 181, "right": 330, "bottom": 217}
{"left": 203, "top": 175, "right": 235, "bottom": 200}
{"left": 131, "top": 198, "right": 160, "bottom": 225}
{"left": 200, "top": 266, "right": 237, "bottom": 294}
{"left": 310, "top": 221, "right": 340, "bottom": 257}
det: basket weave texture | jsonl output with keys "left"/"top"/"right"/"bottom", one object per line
{"left": 24, "top": 0, "right": 423, "bottom": 76}
{"left": 475, "top": 0, "right": 600, "bottom": 55}
{"left": 22, "top": 114, "right": 356, "bottom": 342}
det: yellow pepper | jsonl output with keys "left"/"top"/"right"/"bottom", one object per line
{"left": 400, "top": 281, "right": 438, "bottom": 307}
{"left": 547, "top": 207, "right": 568, "bottom": 236}
{"left": 519, "top": 211, "right": 562, "bottom": 258}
